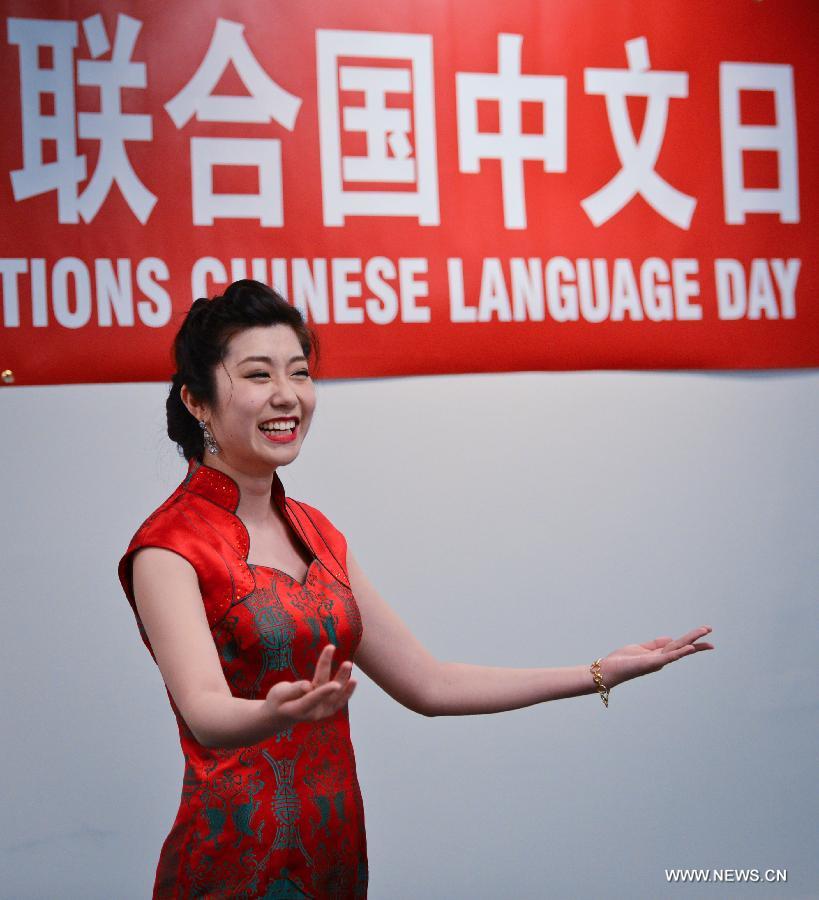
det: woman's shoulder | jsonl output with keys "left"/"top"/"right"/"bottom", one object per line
{"left": 118, "top": 480, "right": 254, "bottom": 629}
{"left": 118, "top": 475, "right": 226, "bottom": 581}
{"left": 285, "top": 496, "right": 344, "bottom": 538}
{"left": 124, "top": 485, "right": 191, "bottom": 550}
{"left": 283, "top": 496, "right": 351, "bottom": 587}
{"left": 125, "top": 461, "right": 238, "bottom": 547}
{"left": 119, "top": 488, "right": 188, "bottom": 593}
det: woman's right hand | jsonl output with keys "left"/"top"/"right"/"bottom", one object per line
{"left": 264, "top": 645, "right": 356, "bottom": 731}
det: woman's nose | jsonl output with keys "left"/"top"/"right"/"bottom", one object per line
{"left": 269, "top": 375, "right": 297, "bottom": 407}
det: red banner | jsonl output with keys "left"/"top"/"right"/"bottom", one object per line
{"left": 1, "top": 0, "right": 816, "bottom": 386}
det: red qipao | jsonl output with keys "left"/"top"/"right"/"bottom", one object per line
{"left": 119, "top": 460, "right": 368, "bottom": 899}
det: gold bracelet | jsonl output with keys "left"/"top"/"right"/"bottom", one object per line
{"left": 590, "top": 658, "right": 610, "bottom": 708}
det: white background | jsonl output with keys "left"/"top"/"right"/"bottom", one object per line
{"left": 1, "top": 368, "right": 817, "bottom": 898}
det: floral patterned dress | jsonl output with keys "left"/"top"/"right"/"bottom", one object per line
{"left": 119, "top": 461, "right": 368, "bottom": 898}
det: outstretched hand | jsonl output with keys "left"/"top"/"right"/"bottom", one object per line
{"left": 263, "top": 645, "right": 356, "bottom": 730}
{"left": 601, "top": 626, "right": 714, "bottom": 689}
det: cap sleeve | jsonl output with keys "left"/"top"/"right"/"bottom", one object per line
{"left": 118, "top": 502, "right": 236, "bottom": 657}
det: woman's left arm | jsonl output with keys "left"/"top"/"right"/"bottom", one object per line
{"left": 348, "top": 549, "right": 713, "bottom": 717}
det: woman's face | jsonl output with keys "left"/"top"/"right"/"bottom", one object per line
{"left": 198, "top": 324, "right": 316, "bottom": 474}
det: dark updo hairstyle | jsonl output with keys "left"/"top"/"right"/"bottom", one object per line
{"left": 167, "top": 279, "right": 318, "bottom": 462}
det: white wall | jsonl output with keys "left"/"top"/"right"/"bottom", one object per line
{"left": 1, "top": 369, "right": 817, "bottom": 899}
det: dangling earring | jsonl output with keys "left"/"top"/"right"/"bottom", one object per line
{"left": 199, "top": 419, "right": 220, "bottom": 455}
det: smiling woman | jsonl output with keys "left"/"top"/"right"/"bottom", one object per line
{"left": 118, "top": 279, "right": 714, "bottom": 900}
{"left": 179, "top": 327, "right": 316, "bottom": 470}
{"left": 165, "top": 282, "right": 317, "bottom": 467}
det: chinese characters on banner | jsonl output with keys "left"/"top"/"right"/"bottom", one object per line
{"left": 0, "top": 0, "right": 816, "bottom": 385}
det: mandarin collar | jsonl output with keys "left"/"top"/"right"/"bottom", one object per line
{"left": 181, "top": 458, "right": 287, "bottom": 514}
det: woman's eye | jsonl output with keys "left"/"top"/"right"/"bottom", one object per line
{"left": 293, "top": 369, "right": 310, "bottom": 379}
{"left": 248, "top": 372, "right": 269, "bottom": 379}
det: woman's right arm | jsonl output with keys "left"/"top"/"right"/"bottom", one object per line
{"left": 131, "top": 547, "right": 354, "bottom": 749}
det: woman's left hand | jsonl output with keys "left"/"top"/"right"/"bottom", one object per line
{"left": 600, "top": 626, "right": 714, "bottom": 688}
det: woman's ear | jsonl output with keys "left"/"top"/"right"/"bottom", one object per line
{"left": 180, "top": 384, "right": 207, "bottom": 423}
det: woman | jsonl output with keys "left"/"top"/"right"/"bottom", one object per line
{"left": 119, "top": 280, "right": 714, "bottom": 899}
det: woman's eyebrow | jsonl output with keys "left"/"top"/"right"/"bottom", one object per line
{"left": 237, "top": 354, "right": 308, "bottom": 365}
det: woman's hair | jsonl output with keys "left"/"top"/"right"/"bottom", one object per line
{"left": 167, "top": 279, "right": 318, "bottom": 462}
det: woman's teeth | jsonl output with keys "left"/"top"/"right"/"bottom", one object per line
{"left": 259, "top": 421, "right": 296, "bottom": 432}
